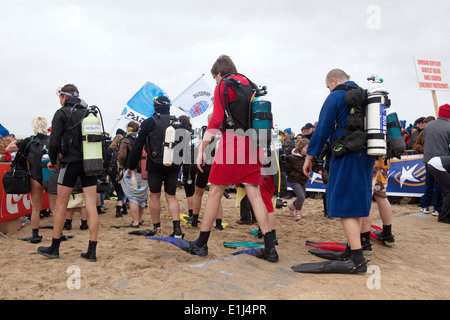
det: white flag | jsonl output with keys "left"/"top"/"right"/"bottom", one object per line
{"left": 172, "top": 75, "right": 214, "bottom": 118}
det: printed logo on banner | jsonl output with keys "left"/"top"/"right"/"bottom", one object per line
{"left": 6, "top": 194, "right": 32, "bottom": 215}
{"left": 392, "top": 163, "right": 425, "bottom": 187}
{"left": 387, "top": 156, "right": 426, "bottom": 196}
{"left": 190, "top": 101, "right": 210, "bottom": 118}
{"left": 306, "top": 172, "right": 326, "bottom": 191}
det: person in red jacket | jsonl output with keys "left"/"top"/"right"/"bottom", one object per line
{"left": 183, "top": 55, "right": 278, "bottom": 262}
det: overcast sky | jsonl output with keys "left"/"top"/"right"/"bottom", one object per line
{"left": 1, "top": 0, "right": 450, "bottom": 137}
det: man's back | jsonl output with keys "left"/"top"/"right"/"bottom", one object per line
{"left": 424, "top": 117, "right": 450, "bottom": 163}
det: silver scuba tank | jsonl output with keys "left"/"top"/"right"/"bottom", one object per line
{"left": 365, "top": 76, "right": 389, "bottom": 156}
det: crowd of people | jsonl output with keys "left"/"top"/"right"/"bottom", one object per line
{"left": 1, "top": 57, "right": 449, "bottom": 274}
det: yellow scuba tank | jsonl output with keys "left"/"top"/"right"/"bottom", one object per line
{"left": 163, "top": 125, "right": 176, "bottom": 166}
{"left": 82, "top": 106, "right": 104, "bottom": 176}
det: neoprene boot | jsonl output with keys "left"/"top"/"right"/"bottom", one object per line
{"left": 170, "top": 221, "right": 184, "bottom": 239}
{"left": 190, "top": 214, "right": 199, "bottom": 227}
{"left": 360, "top": 231, "right": 373, "bottom": 255}
{"left": 374, "top": 224, "right": 395, "bottom": 247}
{"left": 80, "top": 240, "right": 97, "bottom": 262}
{"left": 115, "top": 205, "right": 123, "bottom": 218}
{"left": 80, "top": 220, "right": 89, "bottom": 230}
{"left": 63, "top": 219, "right": 72, "bottom": 230}
{"left": 37, "top": 238, "right": 61, "bottom": 259}
{"left": 30, "top": 229, "right": 43, "bottom": 244}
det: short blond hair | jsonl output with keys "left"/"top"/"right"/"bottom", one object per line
{"left": 31, "top": 116, "right": 48, "bottom": 135}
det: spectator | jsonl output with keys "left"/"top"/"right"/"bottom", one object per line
{"left": 423, "top": 104, "right": 450, "bottom": 222}
{"left": 0, "top": 124, "right": 12, "bottom": 162}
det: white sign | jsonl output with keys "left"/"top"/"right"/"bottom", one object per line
{"left": 414, "top": 57, "right": 449, "bottom": 91}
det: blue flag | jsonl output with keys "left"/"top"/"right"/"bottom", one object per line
{"left": 125, "top": 82, "right": 169, "bottom": 120}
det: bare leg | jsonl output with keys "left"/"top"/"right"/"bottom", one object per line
{"left": 149, "top": 192, "right": 161, "bottom": 225}
{"left": 200, "top": 185, "right": 224, "bottom": 232}
{"left": 244, "top": 185, "right": 270, "bottom": 234}
{"left": 82, "top": 185, "right": 99, "bottom": 241}
{"left": 52, "top": 185, "right": 73, "bottom": 239}
{"left": 341, "top": 217, "right": 362, "bottom": 250}
{"left": 129, "top": 202, "right": 141, "bottom": 226}
{"left": 30, "top": 178, "right": 44, "bottom": 230}
{"left": 165, "top": 193, "right": 180, "bottom": 221}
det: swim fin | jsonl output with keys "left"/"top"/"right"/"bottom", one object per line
{"left": 129, "top": 229, "right": 156, "bottom": 236}
{"left": 291, "top": 258, "right": 370, "bottom": 274}
{"left": 180, "top": 213, "right": 193, "bottom": 225}
{"left": 223, "top": 241, "right": 264, "bottom": 249}
{"left": 111, "top": 224, "right": 139, "bottom": 229}
{"left": 19, "top": 234, "right": 74, "bottom": 242}
{"left": 146, "top": 236, "right": 191, "bottom": 250}
{"left": 305, "top": 240, "right": 347, "bottom": 251}
{"left": 18, "top": 237, "right": 40, "bottom": 243}
{"left": 232, "top": 248, "right": 259, "bottom": 256}
{"left": 60, "top": 234, "right": 74, "bottom": 241}
{"left": 39, "top": 224, "right": 53, "bottom": 229}
{"left": 232, "top": 248, "right": 279, "bottom": 263}
{"left": 249, "top": 228, "right": 263, "bottom": 239}
{"left": 308, "top": 248, "right": 350, "bottom": 261}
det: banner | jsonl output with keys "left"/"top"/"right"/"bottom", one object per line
{"left": 172, "top": 75, "right": 214, "bottom": 118}
{"left": 385, "top": 155, "right": 426, "bottom": 196}
{"left": 296, "top": 155, "right": 426, "bottom": 197}
{"left": 120, "top": 82, "right": 169, "bottom": 125}
{"left": 0, "top": 163, "right": 49, "bottom": 223}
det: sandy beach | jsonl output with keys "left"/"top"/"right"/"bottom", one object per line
{"left": 0, "top": 190, "right": 449, "bottom": 301}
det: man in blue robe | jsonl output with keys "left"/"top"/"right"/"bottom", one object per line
{"left": 302, "top": 69, "right": 374, "bottom": 273}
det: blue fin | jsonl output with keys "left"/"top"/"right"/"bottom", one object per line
{"left": 232, "top": 248, "right": 259, "bottom": 256}
{"left": 146, "top": 236, "right": 190, "bottom": 249}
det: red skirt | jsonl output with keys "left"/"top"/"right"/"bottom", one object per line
{"left": 208, "top": 131, "right": 262, "bottom": 186}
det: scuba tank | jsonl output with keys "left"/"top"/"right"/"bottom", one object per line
{"left": 251, "top": 86, "right": 272, "bottom": 131}
{"left": 365, "top": 76, "right": 390, "bottom": 156}
{"left": 82, "top": 106, "right": 104, "bottom": 176}
{"left": 251, "top": 85, "right": 273, "bottom": 153}
{"left": 386, "top": 108, "right": 406, "bottom": 158}
{"left": 163, "top": 125, "right": 176, "bottom": 166}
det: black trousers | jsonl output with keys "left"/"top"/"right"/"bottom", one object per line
{"left": 428, "top": 164, "right": 450, "bottom": 222}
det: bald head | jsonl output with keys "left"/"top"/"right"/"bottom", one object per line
{"left": 326, "top": 69, "right": 351, "bottom": 92}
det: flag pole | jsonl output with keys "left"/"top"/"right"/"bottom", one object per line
{"left": 110, "top": 118, "right": 121, "bottom": 136}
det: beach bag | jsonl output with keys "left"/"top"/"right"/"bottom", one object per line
{"left": 2, "top": 168, "right": 31, "bottom": 194}
{"left": 2, "top": 139, "right": 32, "bottom": 194}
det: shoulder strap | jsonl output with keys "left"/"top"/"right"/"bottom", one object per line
{"left": 218, "top": 73, "right": 256, "bottom": 129}
{"left": 64, "top": 104, "right": 88, "bottom": 131}
{"left": 22, "top": 135, "right": 35, "bottom": 155}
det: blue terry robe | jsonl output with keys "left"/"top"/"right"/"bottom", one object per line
{"left": 307, "top": 81, "right": 375, "bottom": 218}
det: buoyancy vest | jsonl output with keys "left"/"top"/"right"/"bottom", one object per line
{"left": 147, "top": 113, "right": 171, "bottom": 164}
{"left": 26, "top": 134, "right": 50, "bottom": 180}
{"left": 330, "top": 84, "right": 368, "bottom": 159}
{"left": 60, "top": 101, "right": 87, "bottom": 160}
